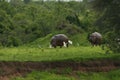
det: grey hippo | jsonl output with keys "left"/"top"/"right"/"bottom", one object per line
{"left": 50, "top": 34, "right": 72, "bottom": 48}
{"left": 88, "top": 32, "right": 102, "bottom": 46}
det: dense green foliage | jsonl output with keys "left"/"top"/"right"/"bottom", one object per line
{"left": 0, "top": 0, "right": 92, "bottom": 47}
{"left": 92, "top": 0, "right": 120, "bottom": 52}
{"left": 11, "top": 69, "right": 120, "bottom": 80}
{"left": 0, "top": 0, "right": 119, "bottom": 53}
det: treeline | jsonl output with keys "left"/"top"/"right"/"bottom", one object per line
{"left": 0, "top": 0, "right": 94, "bottom": 47}
{"left": 0, "top": 0, "right": 119, "bottom": 52}
{"left": 92, "top": 0, "right": 120, "bottom": 52}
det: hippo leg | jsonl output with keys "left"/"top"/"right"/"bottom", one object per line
{"left": 66, "top": 43, "right": 69, "bottom": 47}
{"left": 53, "top": 45, "right": 56, "bottom": 48}
{"left": 60, "top": 46, "right": 62, "bottom": 48}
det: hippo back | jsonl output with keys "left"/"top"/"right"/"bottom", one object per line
{"left": 50, "top": 34, "right": 69, "bottom": 48}
{"left": 88, "top": 32, "right": 102, "bottom": 46}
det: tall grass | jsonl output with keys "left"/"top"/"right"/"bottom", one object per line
{"left": 0, "top": 46, "right": 119, "bottom": 61}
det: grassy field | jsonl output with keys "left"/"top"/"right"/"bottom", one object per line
{"left": 0, "top": 38, "right": 120, "bottom": 80}
{"left": 11, "top": 69, "right": 120, "bottom": 80}
{"left": 0, "top": 46, "right": 120, "bottom": 61}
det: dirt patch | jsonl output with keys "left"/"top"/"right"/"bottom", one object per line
{"left": 0, "top": 60, "right": 120, "bottom": 80}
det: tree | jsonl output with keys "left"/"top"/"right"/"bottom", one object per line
{"left": 0, "top": 1, "right": 89, "bottom": 47}
{"left": 24, "top": 0, "right": 31, "bottom": 4}
{"left": 92, "top": 0, "right": 120, "bottom": 52}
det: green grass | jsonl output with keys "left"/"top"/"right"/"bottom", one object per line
{"left": 11, "top": 69, "right": 120, "bottom": 80}
{"left": 77, "top": 69, "right": 120, "bottom": 80}
{"left": 0, "top": 46, "right": 119, "bottom": 61}
{"left": 11, "top": 71, "right": 76, "bottom": 80}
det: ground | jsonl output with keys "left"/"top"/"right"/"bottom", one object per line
{"left": 0, "top": 59, "right": 120, "bottom": 80}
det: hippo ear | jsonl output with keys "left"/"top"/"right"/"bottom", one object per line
{"left": 63, "top": 42, "right": 67, "bottom": 47}
{"left": 68, "top": 40, "right": 72, "bottom": 44}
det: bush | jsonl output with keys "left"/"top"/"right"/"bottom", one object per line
{"left": 105, "top": 31, "right": 120, "bottom": 53}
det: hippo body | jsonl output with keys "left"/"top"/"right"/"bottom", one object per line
{"left": 50, "top": 34, "right": 71, "bottom": 48}
{"left": 88, "top": 32, "right": 102, "bottom": 46}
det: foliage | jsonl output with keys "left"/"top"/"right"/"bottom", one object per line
{"left": 0, "top": 1, "right": 92, "bottom": 47}
{"left": 92, "top": 0, "right": 120, "bottom": 52}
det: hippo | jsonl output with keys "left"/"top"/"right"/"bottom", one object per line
{"left": 50, "top": 34, "right": 72, "bottom": 48}
{"left": 88, "top": 32, "right": 102, "bottom": 46}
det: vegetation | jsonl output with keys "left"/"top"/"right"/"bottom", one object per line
{"left": 0, "top": 46, "right": 119, "bottom": 61}
{"left": 11, "top": 71, "right": 76, "bottom": 80}
{"left": 0, "top": 0, "right": 119, "bottom": 52}
{"left": 77, "top": 69, "right": 120, "bottom": 80}
{"left": 92, "top": 0, "right": 120, "bottom": 52}
{"left": 0, "top": 0, "right": 88, "bottom": 46}
{"left": 11, "top": 69, "right": 120, "bottom": 80}
{"left": 0, "top": 1, "right": 120, "bottom": 79}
